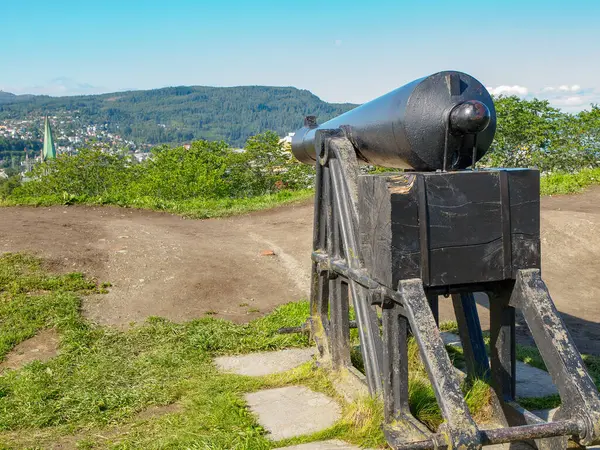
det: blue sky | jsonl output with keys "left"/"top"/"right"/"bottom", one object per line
{"left": 2, "top": 0, "right": 599, "bottom": 112}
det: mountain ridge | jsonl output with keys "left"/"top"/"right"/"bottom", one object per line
{"left": 0, "top": 85, "right": 358, "bottom": 146}
{"left": 0, "top": 91, "right": 36, "bottom": 103}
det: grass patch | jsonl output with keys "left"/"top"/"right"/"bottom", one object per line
{"left": 439, "top": 320, "right": 459, "bottom": 333}
{"left": 1, "top": 253, "right": 391, "bottom": 449}
{"left": 540, "top": 167, "right": 600, "bottom": 195}
{"left": 349, "top": 322, "right": 492, "bottom": 431}
{"left": 0, "top": 253, "right": 315, "bottom": 448}
{"left": 0, "top": 189, "right": 314, "bottom": 220}
{"left": 0, "top": 253, "right": 100, "bottom": 361}
{"left": 405, "top": 336, "right": 492, "bottom": 430}
{"left": 517, "top": 395, "right": 561, "bottom": 411}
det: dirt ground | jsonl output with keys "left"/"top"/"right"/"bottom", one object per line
{"left": 0, "top": 202, "right": 313, "bottom": 326}
{"left": 1, "top": 186, "right": 599, "bottom": 353}
{"left": 0, "top": 329, "right": 59, "bottom": 372}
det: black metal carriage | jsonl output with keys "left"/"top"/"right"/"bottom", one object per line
{"left": 289, "top": 71, "right": 600, "bottom": 450}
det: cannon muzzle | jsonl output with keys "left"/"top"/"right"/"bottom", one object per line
{"left": 291, "top": 71, "right": 496, "bottom": 171}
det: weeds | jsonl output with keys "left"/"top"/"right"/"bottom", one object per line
{"left": 1, "top": 189, "right": 314, "bottom": 219}
{"left": 540, "top": 167, "right": 600, "bottom": 195}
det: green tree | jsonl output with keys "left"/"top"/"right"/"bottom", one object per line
{"left": 0, "top": 174, "right": 21, "bottom": 198}
{"left": 131, "top": 140, "right": 237, "bottom": 200}
{"left": 483, "top": 96, "right": 600, "bottom": 172}
{"left": 484, "top": 96, "right": 562, "bottom": 168}
{"left": 244, "top": 131, "right": 314, "bottom": 193}
{"left": 12, "top": 149, "right": 134, "bottom": 200}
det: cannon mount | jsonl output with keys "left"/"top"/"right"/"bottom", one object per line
{"left": 297, "top": 128, "right": 600, "bottom": 450}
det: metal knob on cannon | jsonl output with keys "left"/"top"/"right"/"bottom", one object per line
{"left": 290, "top": 71, "right": 600, "bottom": 450}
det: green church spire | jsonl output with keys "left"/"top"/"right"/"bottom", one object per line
{"left": 42, "top": 116, "right": 56, "bottom": 160}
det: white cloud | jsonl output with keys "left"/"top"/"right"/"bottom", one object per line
{"left": 0, "top": 78, "right": 104, "bottom": 96}
{"left": 487, "top": 83, "right": 598, "bottom": 112}
{"left": 486, "top": 85, "right": 528, "bottom": 96}
{"left": 544, "top": 84, "right": 581, "bottom": 93}
{"left": 551, "top": 95, "right": 587, "bottom": 107}
{"left": 538, "top": 86, "right": 600, "bottom": 112}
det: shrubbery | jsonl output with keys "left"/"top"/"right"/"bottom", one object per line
{"left": 481, "top": 97, "right": 600, "bottom": 172}
{"left": 5, "top": 131, "right": 314, "bottom": 211}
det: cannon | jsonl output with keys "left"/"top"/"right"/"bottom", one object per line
{"left": 289, "top": 71, "right": 600, "bottom": 450}
{"left": 292, "top": 71, "right": 495, "bottom": 171}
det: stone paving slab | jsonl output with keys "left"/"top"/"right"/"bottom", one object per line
{"left": 514, "top": 364, "right": 557, "bottom": 398}
{"left": 281, "top": 439, "right": 366, "bottom": 449}
{"left": 214, "top": 347, "right": 315, "bottom": 377}
{"left": 441, "top": 332, "right": 462, "bottom": 347}
{"left": 532, "top": 408, "right": 558, "bottom": 421}
{"left": 441, "top": 332, "right": 558, "bottom": 398}
{"left": 245, "top": 386, "right": 341, "bottom": 440}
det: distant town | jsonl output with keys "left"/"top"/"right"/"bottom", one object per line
{"left": 0, "top": 112, "right": 169, "bottom": 176}
{"left": 0, "top": 112, "right": 151, "bottom": 158}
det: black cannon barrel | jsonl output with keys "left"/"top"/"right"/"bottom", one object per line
{"left": 291, "top": 71, "right": 496, "bottom": 171}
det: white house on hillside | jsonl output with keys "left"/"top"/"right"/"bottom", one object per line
{"left": 280, "top": 132, "right": 295, "bottom": 145}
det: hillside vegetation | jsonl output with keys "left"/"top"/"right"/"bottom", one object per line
{"left": 1, "top": 131, "right": 315, "bottom": 218}
{"left": 0, "top": 86, "right": 356, "bottom": 147}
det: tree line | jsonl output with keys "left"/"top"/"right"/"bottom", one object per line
{"left": 0, "top": 85, "right": 356, "bottom": 147}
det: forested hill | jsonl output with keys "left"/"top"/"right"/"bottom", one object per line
{"left": 0, "top": 86, "right": 358, "bottom": 147}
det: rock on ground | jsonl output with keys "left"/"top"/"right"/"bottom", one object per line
{"left": 280, "top": 440, "right": 366, "bottom": 449}
{"left": 214, "top": 348, "right": 315, "bottom": 377}
{"left": 245, "top": 386, "right": 341, "bottom": 440}
{"left": 441, "top": 332, "right": 557, "bottom": 398}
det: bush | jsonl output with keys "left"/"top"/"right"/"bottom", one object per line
{"left": 0, "top": 174, "right": 22, "bottom": 198}
{"left": 482, "top": 98, "right": 600, "bottom": 172}
{"left": 5, "top": 132, "right": 315, "bottom": 212}
{"left": 130, "top": 141, "right": 242, "bottom": 200}
{"left": 12, "top": 149, "right": 134, "bottom": 201}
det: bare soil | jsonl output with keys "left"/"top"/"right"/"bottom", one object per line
{"left": 0, "top": 202, "right": 313, "bottom": 327}
{"left": 0, "top": 329, "right": 59, "bottom": 372}
{"left": 1, "top": 186, "right": 599, "bottom": 353}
